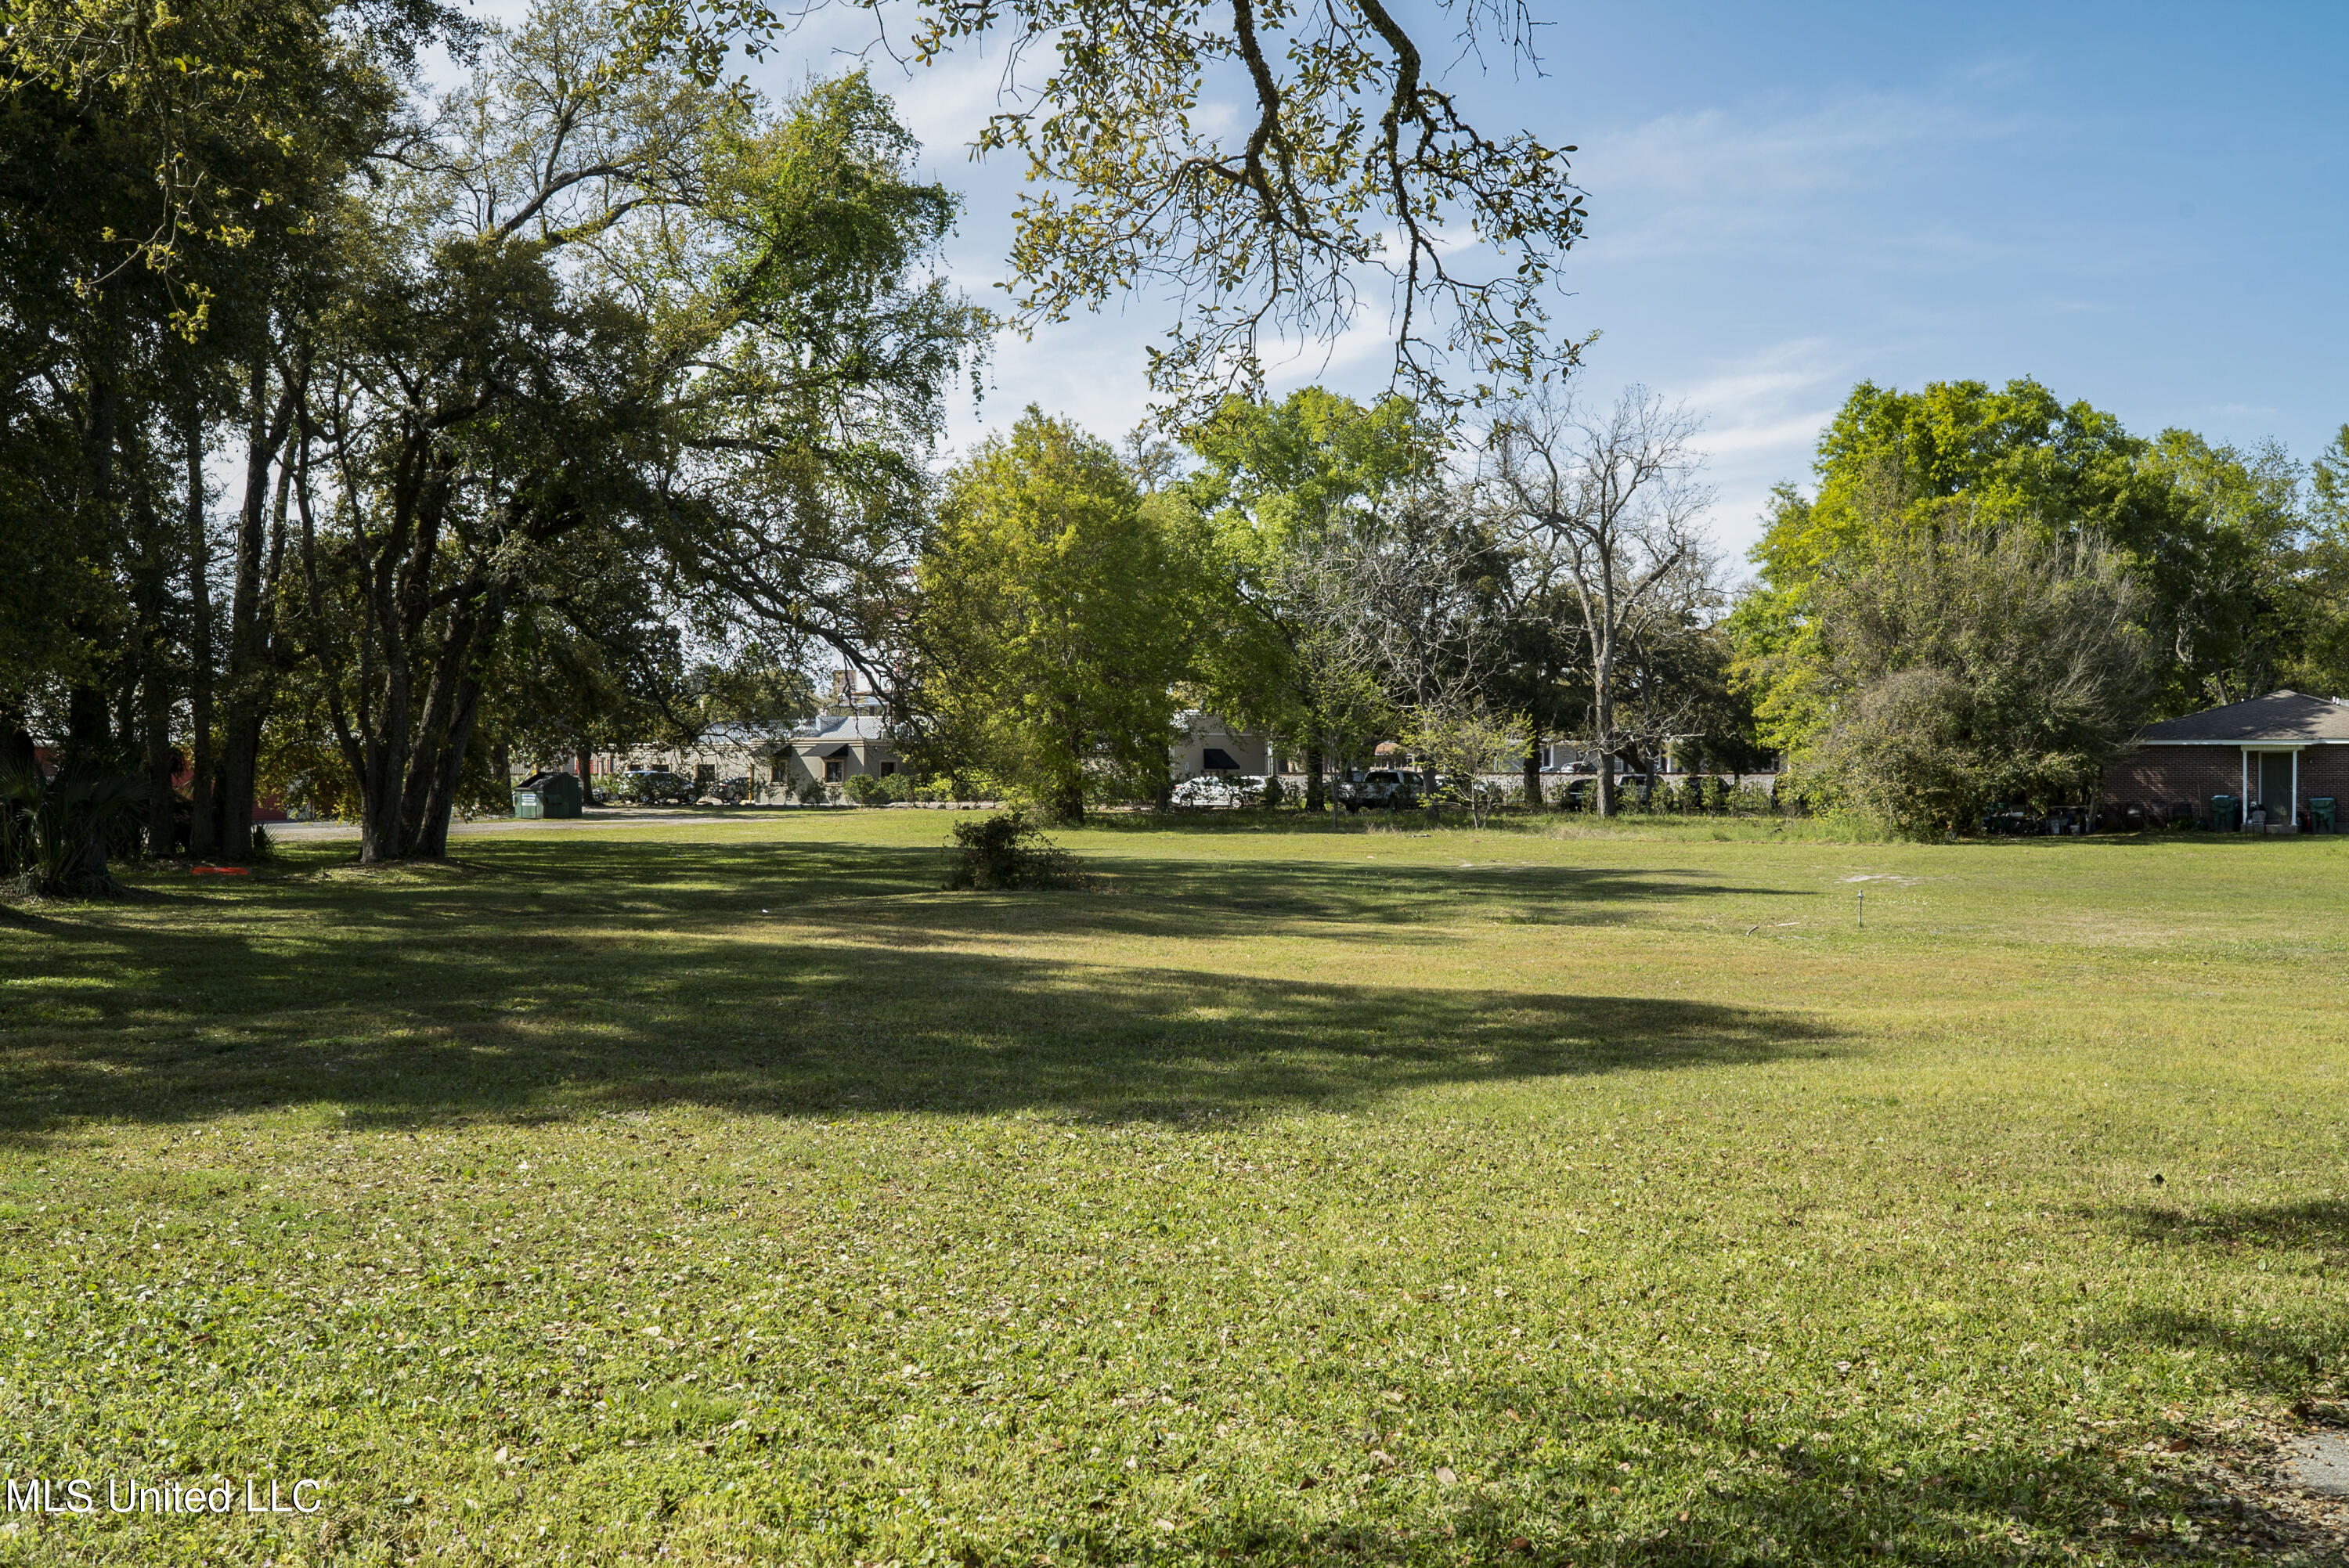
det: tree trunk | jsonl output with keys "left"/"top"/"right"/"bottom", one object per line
{"left": 63, "top": 341, "right": 121, "bottom": 779}
{"left": 395, "top": 582, "right": 496, "bottom": 854}
{"left": 1050, "top": 753, "right": 1086, "bottom": 824}
{"left": 217, "top": 362, "right": 296, "bottom": 860}
{"left": 355, "top": 446, "right": 460, "bottom": 863}
{"left": 1592, "top": 651, "right": 1617, "bottom": 819}
{"left": 126, "top": 473, "right": 178, "bottom": 854}
{"left": 354, "top": 572, "right": 416, "bottom": 863}
{"left": 185, "top": 404, "right": 217, "bottom": 856}
{"left": 63, "top": 683, "right": 110, "bottom": 770}
{"left": 413, "top": 607, "right": 498, "bottom": 859}
{"left": 138, "top": 618, "right": 175, "bottom": 856}
{"left": 1303, "top": 739, "right": 1324, "bottom": 813}
{"left": 1522, "top": 734, "right": 1543, "bottom": 813}
{"left": 292, "top": 430, "right": 366, "bottom": 824}
{"left": 358, "top": 736, "right": 406, "bottom": 863}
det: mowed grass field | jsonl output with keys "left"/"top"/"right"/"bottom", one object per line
{"left": 0, "top": 809, "right": 2344, "bottom": 1566}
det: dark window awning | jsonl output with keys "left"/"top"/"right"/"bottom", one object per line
{"left": 1203, "top": 747, "right": 1240, "bottom": 771}
{"left": 821, "top": 744, "right": 855, "bottom": 759}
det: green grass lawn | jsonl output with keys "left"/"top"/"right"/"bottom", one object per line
{"left": 1, "top": 810, "right": 2344, "bottom": 1566}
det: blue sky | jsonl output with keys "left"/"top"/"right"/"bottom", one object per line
{"left": 766, "top": 2, "right": 2347, "bottom": 561}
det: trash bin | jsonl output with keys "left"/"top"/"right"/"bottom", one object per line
{"left": 513, "top": 770, "right": 583, "bottom": 820}
{"left": 2313, "top": 797, "right": 2337, "bottom": 834}
{"left": 2210, "top": 793, "right": 2238, "bottom": 833}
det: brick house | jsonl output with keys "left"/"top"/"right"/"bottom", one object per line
{"left": 2101, "top": 690, "right": 2349, "bottom": 831}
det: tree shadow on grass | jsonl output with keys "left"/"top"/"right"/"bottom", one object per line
{"left": 249, "top": 833, "right": 1809, "bottom": 948}
{"left": 0, "top": 831, "right": 1838, "bottom": 1142}
{"left": 950, "top": 1382, "right": 2250, "bottom": 1566}
{"left": 2097, "top": 1199, "right": 2349, "bottom": 1255}
{"left": 2091, "top": 1303, "right": 2346, "bottom": 1399}
{"left": 0, "top": 952, "right": 1839, "bottom": 1146}
{"left": 2068, "top": 1202, "right": 2349, "bottom": 1398}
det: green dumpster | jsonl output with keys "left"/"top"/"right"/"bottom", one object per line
{"left": 2313, "top": 796, "right": 2336, "bottom": 834}
{"left": 2210, "top": 793, "right": 2239, "bottom": 833}
{"left": 513, "top": 770, "right": 584, "bottom": 820}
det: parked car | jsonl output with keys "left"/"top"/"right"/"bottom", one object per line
{"left": 1171, "top": 775, "right": 1227, "bottom": 809}
{"left": 620, "top": 769, "right": 698, "bottom": 806}
{"left": 1560, "top": 775, "right": 1646, "bottom": 810}
{"left": 1337, "top": 768, "right": 1423, "bottom": 813}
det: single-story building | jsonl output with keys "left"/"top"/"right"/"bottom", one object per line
{"left": 775, "top": 712, "right": 898, "bottom": 788}
{"left": 2102, "top": 690, "right": 2349, "bottom": 831}
{"left": 591, "top": 716, "right": 896, "bottom": 799}
{"left": 1173, "top": 712, "right": 1269, "bottom": 777}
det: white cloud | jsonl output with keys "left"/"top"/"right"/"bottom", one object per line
{"left": 1596, "top": 89, "right": 2022, "bottom": 201}
{"left": 1581, "top": 84, "right": 2034, "bottom": 263}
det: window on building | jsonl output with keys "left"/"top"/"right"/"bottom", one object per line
{"left": 824, "top": 757, "right": 846, "bottom": 784}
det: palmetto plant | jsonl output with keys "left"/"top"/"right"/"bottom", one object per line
{"left": 0, "top": 768, "right": 149, "bottom": 898}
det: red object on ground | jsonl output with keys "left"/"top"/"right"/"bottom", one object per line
{"left": 190, "top": 866, "right": 252, "bottom": 876}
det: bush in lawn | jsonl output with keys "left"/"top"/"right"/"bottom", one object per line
{"left": 943, "top": 810, "right": 1085, "bottom": 891}
{"left": 913, "top": 770, "right": 1009, "bottom": 804}
{"left": 844, "top": 773, "right": 918, "bottom": 807}
{"left": 1261, "top": 774, "right": 1285, "bottom": 809}
{"left": 1794, "top": 524, "right": 2149, "bottom": 837}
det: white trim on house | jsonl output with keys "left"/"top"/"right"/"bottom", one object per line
{"left": 2239, "top": 744, "right": 2304, "bottom": 826}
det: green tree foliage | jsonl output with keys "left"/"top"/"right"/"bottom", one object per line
{"left": 1, "top": 0, "right": 413, "bottom": 863}
{"left": 910, "top": 411, "right": 1206, "bottom": 823}
{"left": 2289, "top": 427, "right": 2349, "bottom": 697}
{"left": 1176, "top": 387, "right": 1444, "bottom": 808}
{"left": 289, "top": 16, "right": 982, "bottom": 861}
{"left": 1730, "top": 377, "right": 2332, "bottom": 756}
{"left": 2, "top": 0, "right": 980, "bottom": 866}
{"left": 1797, "top": 528, "right": 2151, "bottom": 837}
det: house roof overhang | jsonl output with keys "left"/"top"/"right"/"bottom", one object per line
{"left": 2134, "top": 690, "right": 2349, "bottom": 746}
{"left": 2131, "top": 738, "right": 2321, "bottom": 748}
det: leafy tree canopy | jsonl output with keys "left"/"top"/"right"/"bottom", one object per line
{"left": 1731, "top": 377, "right": 2323, "bottom": 752}
{"left": 909, "top": 409, "right": 1208, "bottom": 822}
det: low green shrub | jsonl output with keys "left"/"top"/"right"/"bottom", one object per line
{"left": 843, "top": 772, "right": 918, "bottom": 807}
{"left": 943, "top": 810, "right": 1085, "bottom": 890}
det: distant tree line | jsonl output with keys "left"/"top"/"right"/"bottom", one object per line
{"left": 900, "top": 387, "right": 1758, "bottom": 823}
{"left": 901, "top": 379, "right": 2349, "bottom": 836}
